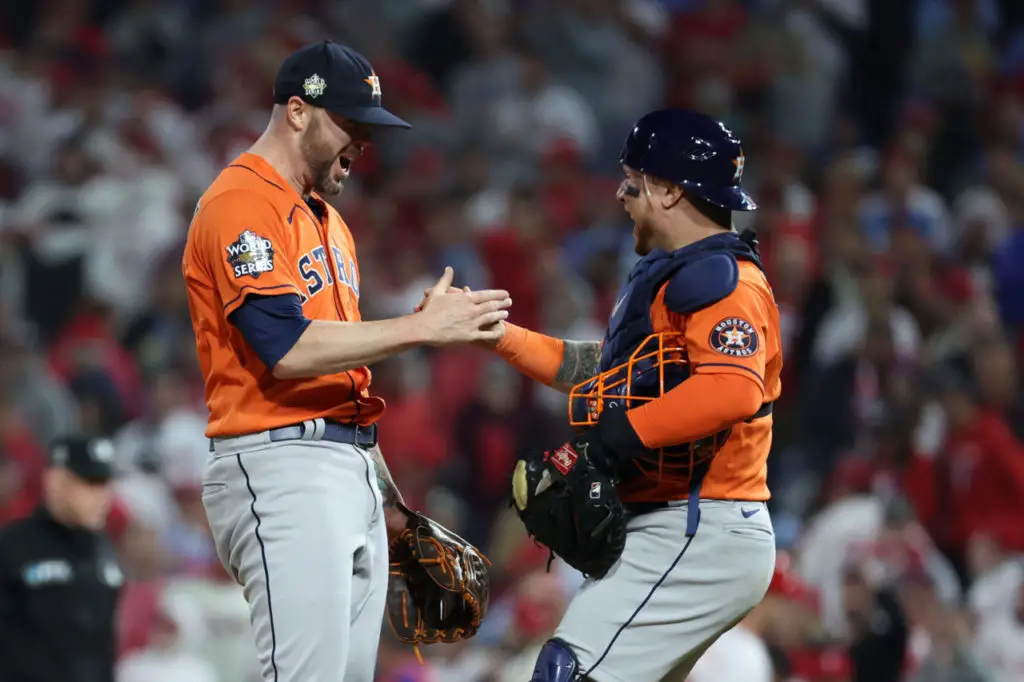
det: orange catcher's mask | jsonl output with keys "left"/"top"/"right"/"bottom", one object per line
{"left": 568, "top": 332, "right": 730, "bottom": 485}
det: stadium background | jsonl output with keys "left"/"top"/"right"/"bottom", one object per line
{"left": 3, "top": 0, "right": 1024, "bottom": 680}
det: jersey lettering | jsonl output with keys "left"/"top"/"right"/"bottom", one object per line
{"left": 299, "top": 253, "right": 325, "bottom": 297}
{"left": 348, "top": 258, "right": 360, "bottom": 297}
{"left": 296, "top": 247, "right": 359, "bottom": 301}
{"left": 312, "top": 246, "right": 333, "bottom": 285}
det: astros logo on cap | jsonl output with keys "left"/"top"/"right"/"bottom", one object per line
{"left": 365, "top": 73, "right": 381, "bottom": 97}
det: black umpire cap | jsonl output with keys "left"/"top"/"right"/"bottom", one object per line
{"left": 273, "top": 40, "right": 411, "bottom": 129}
{"left": 49, "top": 435, "right": 116, "bottom": 483}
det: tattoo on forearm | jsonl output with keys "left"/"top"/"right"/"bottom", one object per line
{"left": 368, "top": 446, "right": 402, "bottom": 507}
{"left": 552, "top": 340, "right": 602, "bottom": 391}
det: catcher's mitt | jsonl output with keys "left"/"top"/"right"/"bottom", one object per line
{"left": 511, "top": 435, "right": 626, "bottom": 579}
{"left": 385, "top": 503, "right": 491, "bottom": 649}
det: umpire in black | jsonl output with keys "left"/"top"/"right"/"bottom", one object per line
{"left": 0, "top": 435, "right": 123, "bottom": 682}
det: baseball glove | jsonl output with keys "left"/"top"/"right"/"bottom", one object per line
{"left": 385, "top": 503, "right": 491, "bottom": 649}
{"left": 511, "top": 434, "right": 627, "bottom": 579}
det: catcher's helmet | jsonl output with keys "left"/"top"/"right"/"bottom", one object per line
{"left": 619, "top": 108, "right": 757, "bottom": 211}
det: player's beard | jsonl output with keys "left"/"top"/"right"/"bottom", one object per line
{"left": 301, "top": 121, "right": 344, "bottom": 196}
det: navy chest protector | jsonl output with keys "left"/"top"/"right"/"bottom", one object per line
{"left": 604, "top": 231, "right": 761, "bottom": 385}
{"left": 568, "top": 231, "right": 765, "bottom": 484}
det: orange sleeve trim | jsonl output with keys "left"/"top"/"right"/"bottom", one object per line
{"left": 694, "top": 362, "right": 765, "bottom": 389}
{"left": 493, "top": 323, "right": 565, "bottom": 387}
{"left": 627, "top": 372, "right": 764, "bottom": 450}
{"left": 223, "top": 283, "right": 303, "bottom": 317}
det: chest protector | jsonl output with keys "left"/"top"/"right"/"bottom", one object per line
{"left": 569, "top": 231, "right": 764, "bottom": 483}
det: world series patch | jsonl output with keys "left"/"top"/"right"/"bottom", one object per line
{"left": 709, "top": 317, "right": 759, "bottom": 357}
{"left": 226, "top": 230, "right": 275, "bottom": 279}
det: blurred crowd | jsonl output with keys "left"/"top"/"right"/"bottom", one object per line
{"left": 3, "top": 0, "right": 1024, "bottom": 680}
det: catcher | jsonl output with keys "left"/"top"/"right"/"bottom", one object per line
{"left": 483, "top": 109, "right": 780, "bottom": 681}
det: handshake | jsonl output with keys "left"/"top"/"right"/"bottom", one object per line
{"left": 412, "top": 267, "right": 510, "bottom": 347}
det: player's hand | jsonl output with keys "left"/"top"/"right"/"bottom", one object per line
{"left": 413, "top": 285, "right": 465, "bottom": 313}
{"left": 416, "top": 281, "right": 507, "bottom": 348}
{"left": 384, "top": 506, "right": 407, "bottom": 544}
{"left": 417, "top": 267, "right": 511, "bottom": 346}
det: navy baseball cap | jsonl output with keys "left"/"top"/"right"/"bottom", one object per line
{"left": 273, "top": 41, "right": 411, "bottom": 129}
{"left": 49, "top": 435, "right": 116, "bottom": 483}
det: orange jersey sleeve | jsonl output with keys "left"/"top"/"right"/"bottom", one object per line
{"left": 627, "top": 373, "right": 763, "bottom": 451}
{"left": 493, "top": 323, "right": 566, "bottom": 386}
{"left": 684, "top": 276, "right": 774, "bottom": 389}
{"left": 190, "top": 189, "right": 305, "bottom": 318}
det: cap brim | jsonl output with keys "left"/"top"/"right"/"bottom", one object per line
{"left": 684, "top": 183, "right": 758, "bottom": 211}
{"left": 67, "top": 464, "right": 114, "bottom": 483}
{"left": 329, "top": 105, "right": 411, "bottom": 129}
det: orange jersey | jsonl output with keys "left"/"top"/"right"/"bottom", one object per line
{"left": 183, "top": 152, "right": 383, "bottom": 437}
{"left": 621, "top": 260, "right": 782, "bottom": 503}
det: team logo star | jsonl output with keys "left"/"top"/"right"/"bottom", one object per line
{"left": 723, "top": 327, "right": 747, "bottom": 347}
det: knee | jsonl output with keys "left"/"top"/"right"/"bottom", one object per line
{"left": 531, "top": 638, "right": 586, "bottom": 682}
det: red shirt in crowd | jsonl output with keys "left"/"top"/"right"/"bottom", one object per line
{"left": 914, "top": 409, "right": 1024, "bottom": 555}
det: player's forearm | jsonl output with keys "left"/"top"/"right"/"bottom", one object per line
{"left": 493, "top": 324, "right": 602, "bottom": 392}
{"left": 552, "top": 340, "right": 603, "bottom": 392}
{"left": 273, "top": 317, "right": 429, "bottom": 379}
{"left": 366, "top": 445, "right": 403, "bottom": 507}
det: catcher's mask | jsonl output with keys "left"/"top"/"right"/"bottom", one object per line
{"left": 568, "top": 332, "right": 731, "bottom": 484}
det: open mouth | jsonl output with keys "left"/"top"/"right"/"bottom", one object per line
{"left": 338, "top": 156, "right": 352, "bottom": 175}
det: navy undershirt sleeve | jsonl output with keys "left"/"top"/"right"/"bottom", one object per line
{"left": 228, "top": 294, "right": 312, "bottom": 370}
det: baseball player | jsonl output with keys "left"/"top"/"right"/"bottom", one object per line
{"left": 488, "top": 109, "right": 782, "bottom": 681}
{"left": 182, "top": 41, "right": 511, "bottom": 682}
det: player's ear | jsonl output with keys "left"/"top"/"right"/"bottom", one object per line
{"left": 649, "top": 176, "right": 683, "bottom": 209}
{"left": 663, "top": 184, "right": 685, "bottom": 209}
{"left": 284, "top": 97, "right": 310, "bottom": 132}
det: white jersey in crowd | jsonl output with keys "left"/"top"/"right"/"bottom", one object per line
{"left": 687, "top": 624, "right": 773, "bottom": 682}
{"left": 975, "top": 614, "right": 1024, "bottom": 682}
{"left": 116, "top": 649, "right": 219, "bottom": 682}
{"left": 161, "top": 576, "right": 263, "bottom": 682}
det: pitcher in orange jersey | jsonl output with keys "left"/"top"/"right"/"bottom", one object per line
{"left": 183, "top": 41, "right": 511, "bottom": 682}
{"left": 479, "top": 110, "right": 780, "bottom": 682}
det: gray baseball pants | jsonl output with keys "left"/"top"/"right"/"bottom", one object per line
{"left": 201, "top": 426, "right": 387, "bottom": 682}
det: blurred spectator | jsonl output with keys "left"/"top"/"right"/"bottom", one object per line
{"left": 112, "top": 367, "right": 207, "bottom": 477}
{"left": 902, "top": 580, "right": 992, "bottom": 682}
{"left": 160, "top": 558, "right": 262, "bottom": 682}
{"left": 926, "top": 366, "right": 1024, "bottom": 578}
{"left": 115, "top": 591, "right": 219, "bottom": 682}
{"left": 450, "top": 358, "right": 559, "bottom": 548}
{"left": 843, "top": 561, "right": 909, "bottom": 682}
{"left": 974, "top": 572, "right": 1024, "bottom": 680}
{"left": 0, "top": 323, "right": 79, "bottom": 445}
